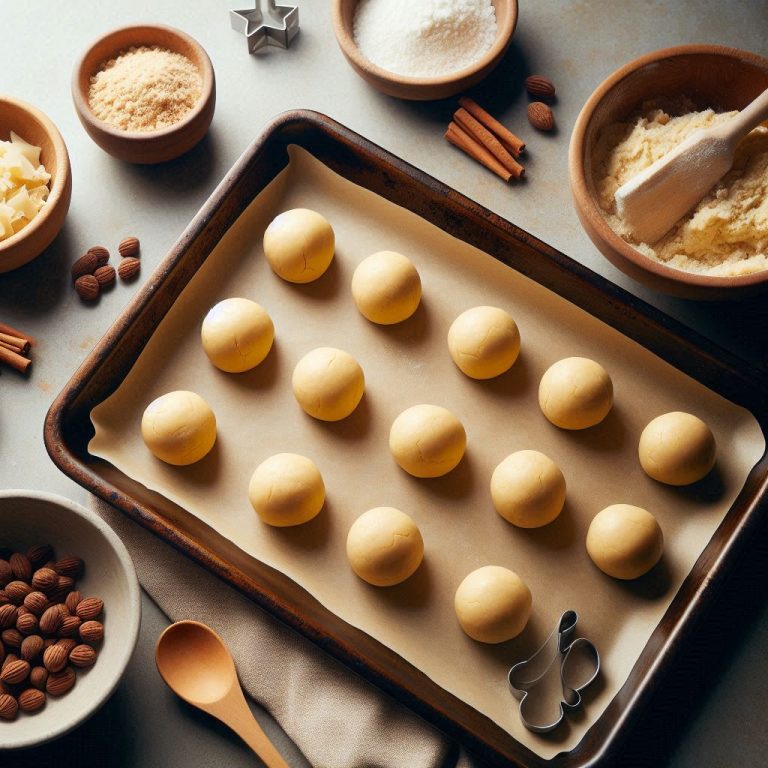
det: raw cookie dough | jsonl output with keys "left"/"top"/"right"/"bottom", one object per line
{"left": 639, "top": 411, "right": 716, "bottom": 486}
{"left": 248, "top": 453, "right": 325, "bottom": 527}
{"left": 262, "top": 208, "right": 335, "bottom": 284}
{"left": 292, "top": 347, "right": 365, "bottom": 421}
{"left": 201, "top": 298, "right": 274, "bottom": 373}
{"left": 454, "top": 565, "right": 532, "bottom": 643}
{"left": 346, "top": 506, "right": 424, "bottom": 586}
{"left": 351, "top": 251, "right": 422, "bottom": 325}
{"left": 448, "top": 305, "right": 521, "bottom": 379}
{"left": 491, "top": 450, "right": 566, "bottom": 528}
{"left": 586, "top": 504, "right": 663, "bottom": 580}
{"left": 141, "top": 390, "right": 216, "bottom": 466}
{"left": 539, "top": 357, "right": 613, "bottom": 430}
{"left": 389, "top": 403, "right": 466, "bottom": 478}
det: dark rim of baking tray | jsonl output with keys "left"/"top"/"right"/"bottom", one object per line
{"left": 44, "top": 110, "right": 768, "bottom": 768}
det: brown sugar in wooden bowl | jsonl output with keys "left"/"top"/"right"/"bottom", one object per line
{"left": 569, "top": 45, "right": 768, "bottom": 300}
{"left": 0, "top": 96, "right": 72, "bottom": 274}
{"left": 331, "top": 0, "right": 518, "bottom": 101}
{"left": 71, "top": 25, "right": 215, "bottom": 164}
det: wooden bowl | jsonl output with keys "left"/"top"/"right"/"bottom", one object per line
{"left": 0, "top": 97, "right": 71, "bottom": 274}
{"left": 72, "top": 25, "right": 215, "bottom": 164}
{"left": 331, "top": 0, "right": 518, "bottom": 101}
{"left": 569, "top": 45, "right": 768, "bottom": 300}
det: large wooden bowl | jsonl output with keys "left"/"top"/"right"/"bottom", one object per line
{"left": 569, "top": 45, "right": 768, "bottom": 300}
{"left": 0, "top": 96, "right": 71, "bottom": 273}
{"left": 72, "top": 25, "right": 215, "bottom": 164}
{"left": 331, "top": 0, "right": 518, "bottom": 101}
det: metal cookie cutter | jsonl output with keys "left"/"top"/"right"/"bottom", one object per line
{"left": 508, "top": 610, "right": 600, "bottom": 733}
{"left": 230, "top": 0, "right": 300, "bottom": 54}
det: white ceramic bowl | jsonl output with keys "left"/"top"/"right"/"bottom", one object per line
{"left": 0, "top": 490, "right": 140, "bottom": 750}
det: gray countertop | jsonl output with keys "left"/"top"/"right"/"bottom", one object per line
{"left": 2, "top": 1, "right": 767, "bottom": 766}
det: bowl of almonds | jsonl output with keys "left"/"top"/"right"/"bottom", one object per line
{"left": 0, "top": 489, "right": 140, "bottom": 749}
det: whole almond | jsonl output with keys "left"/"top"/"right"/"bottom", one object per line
{"left": 5, "top": 580, "right": 32, "bottom": 604}
{"left": 43, "top": 644, "right": 68, "bottom": 673}
{"left": 31, "top": 568, "right": 58, "bottom": 593}
{"left": 527, "top": 102, "right": 555, "bottom": 131}
{"left": 79, "top": 620, "right": 104, "bottom": 643}
{"left": 26, "top": 544, "right": 53, "bottom": 566}
{"left": 94, "top": 264, "right": 116, "bottom": 287}
{"left": 20, "top": 635, "right": 44, "bottom": 662}
{"left": 1, "top": 658, "right": 30, "bottom": 685}
{"left": 75, "top": 274, "right": 100, "bottom": 301}
{"left": 56, "top": 638, "right": 78, "bottom": 654}
{"left": 2, "top": 653, "right": 18, "bottom": 670}
{"left": 39, "top": 605, "right": 62, "bottom": 635}
{"left": 0, "top": 560, "right": 12, "bottom": 586}
{"left": 87, "top": 245, "right": 110, "bottom": 266}
{"left": 69, "top": 644, "right": 97, "bottom": 668}
{"left": 118, "top": 236, "right": 140, "bottom": 258}
{"left": 24, "top": 591, "right": 49, "bottom": 616}
{"left": 46, "top": 667, "right": 76, "bottom": 697}
{"left": 76, "top": 597, "right": 103, "bottom": 621}
{"left": 0, "top": 693, "right": 18, "bottom": 721}
{"left": 71, "top": 252, "right": 99, "bottom": 280}
{"left": 58, "top": 616, "right": 81, "bottom": 638}
{"left": 65, "top": 590, "right": 82, "bottom": 614}
{"left": 0, "top": 590, "right": 8, "bottom": 605}
{"left": 55, "top": 557, "right": 84, "bottom": 579}
{"left": 9, "top": 553, "right": 31, "bottom": 581}
{"left": 118, "top": 256, "right": 140, "bottom": 281}
{"left": 16, "top": 612, "right": 38, "bottom": 635}
{"left": 0, "top": 604, "right": 17, "bottom": 628}
{"left": 18, "top": 687, "right": 46, "bottom": 713}
{"left": 1, "top": 629, "right": 23, "bottom": 650}
{"left": 29, "top": 666, "right": 48, "bottom": 690}
{"left": 524, "top": 75, "right": 556, "bottom": 100}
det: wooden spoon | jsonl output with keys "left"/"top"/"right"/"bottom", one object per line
{"left": 614, "top": 86, "right": 768, "bottom": 244}
{"left": 156, "top": 620, "right": 290, "bottom": 767}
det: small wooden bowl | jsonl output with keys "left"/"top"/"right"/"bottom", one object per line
{"left": 570, "top": 45, "right": 768, "bottom": 300}
{"left": 72, "top": 25, "right": 215, "bottom": 164}
{"left": 0, "top": 96, "right": 71, "bottom": 274}
{"left": 331, "top": 0, "right": 518, "bottom": 101}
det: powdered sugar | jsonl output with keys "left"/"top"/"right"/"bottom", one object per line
{"left": 353, "top": 0, "right": 497, "bottom": 78}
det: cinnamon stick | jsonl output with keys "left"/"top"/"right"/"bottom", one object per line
{"left": 458, "top": 97, "right": 526, "bottom": 156}
{"left": 445, "top": 122, "right": 512, "bottom": 182}
{"left": 0, "top": 344, "right": 32, "bottom": 374}
{"left": 0, "top": 332, "right": 30, "bottom": 354}
{"left": 0, "top": 321, "right": 33, "bottom": 347}
{"left": 453, "top": 108, "right": 524, "bottom": 179}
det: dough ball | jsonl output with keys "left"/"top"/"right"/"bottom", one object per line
{"left": 586, "top": 504, "right": 663, "bottom": 580}
{"left": 248, "top": 453, "right": 325, "bottom": 527}
{"left": 538, "top": 357, "right": 613, "bottom": 430}
{"left": 346, "top": 507, "right": 424, "bottom": 586}
{"left": 448, "top": 306, "right": 521, "bottom": 380}
{"left": 351, "top": 251, "right": 422, "bottom": 325}
{"left": 201, "top": 298, "right": 274, "bottom": 373}
{"left": 454, "top": 565, "right": 532, "bottom": 643}
{"left": 491, "top": 450, "right": 566, "bottom": 528}
{"left": 389, "top": 404, "right": 466, "bottom": 478}
{"left": 141, "top": 390, "right": 216, "bottom": 466}
{"left": 263, "top": 208, "right": 334, "bottom": 284}
{"left": 292, "top": 347, "right": 365, "bottom": 421}
{"left": 639, "top": 411, "right": 716, "bottom": 486}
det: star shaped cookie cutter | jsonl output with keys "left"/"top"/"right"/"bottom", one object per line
{"left": 508, "top": 610, "right": 600, "bottom": 733}
{"left": 230, "top": 0, "right": 299, "bottom": 54}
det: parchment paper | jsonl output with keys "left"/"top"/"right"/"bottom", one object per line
{"left": 90, "top": 147, "right": 765, "bottom": 758}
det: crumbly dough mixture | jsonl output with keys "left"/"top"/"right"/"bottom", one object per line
{"left": 593, "top": 98, "right": 768, "bottom": 276}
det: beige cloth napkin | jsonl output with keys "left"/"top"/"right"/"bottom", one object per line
{"left": 91, "top": 497, "right": 476, "bottom": 768}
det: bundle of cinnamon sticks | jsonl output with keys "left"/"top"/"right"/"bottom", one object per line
{"left": 445, "top": 97, "right": 526, "bottom": 182}
{"left": 0, "top": 321, "right": 33, "bottom": 374}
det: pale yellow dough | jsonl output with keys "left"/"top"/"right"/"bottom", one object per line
{"left": 586, "top": 504, "right": 663, "bottom": 580}
{"left": 262, "top": 208, "right": 335, "bottom": 283}
{"left": 351, "top": 251, "right": 422, "bottom": 324}
{"left": 639, "top": 411, "right": 716, "bottom": 486}
{"left": 346, "top": 507, "right": 424, "bottom": 586}
{"left": 389, "top": 404, "right": 466, "bottom": 478}
{"left": 539, "top": 357, "right": 613, "bottom": 430}
{"left": 141, "top": 390, "right": 216, "bottom": 466}
{"left": 491, "top": 450, "right": 565, "bottom": 528}
{"left": 248, "top": 453, "right": 325, "bottom": 527}
{"left": 292, "top": 347, "right": 365, "bottom": 421}
{"left": 201, "top": 298, "right": 274, "bottom": 373}
{"left": 448, "top": 305, "right": 520, "bottom": 380}
{"left": 454, "top": 565, "right": 532, "bottom": 643}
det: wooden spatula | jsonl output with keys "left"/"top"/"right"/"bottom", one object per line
{"left": 614, "top": 87, "right": 768, "bottom": 244}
